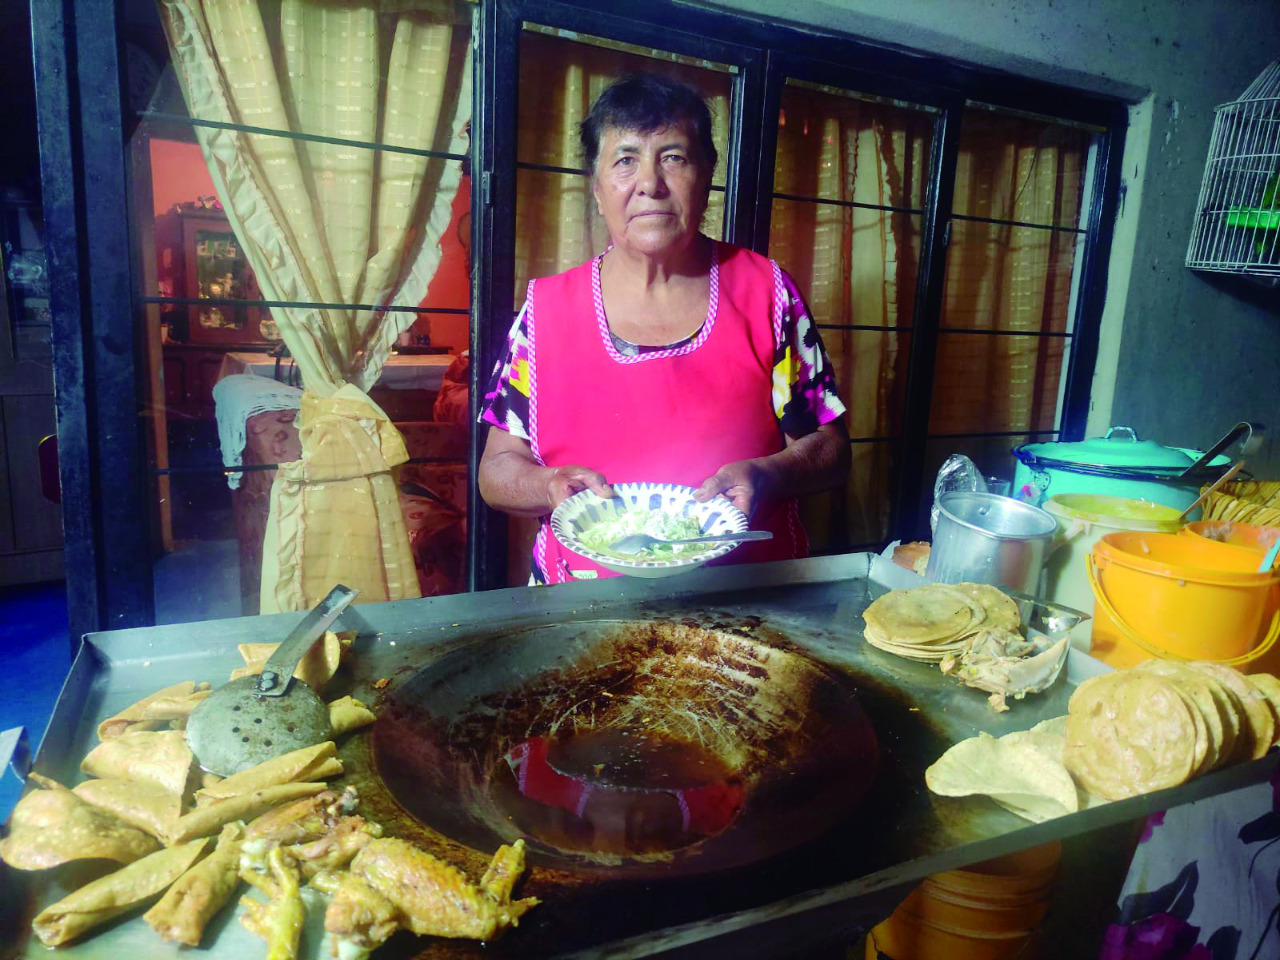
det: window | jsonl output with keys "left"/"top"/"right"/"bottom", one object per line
{"left": 38, "top": 0, "right": 1124, "bottom": 624}
{"left": 129, "top": 0, "right": 475, "bottom": 620}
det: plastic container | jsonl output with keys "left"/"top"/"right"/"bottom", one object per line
{"left": 865, "top": 842, "right": 1061, "bottom": 960}
{"left": 1011, "top": 426, "right": 1232, "bottom": 513}
{"left": 927, "top": 492, "right": 1058, "bottom": 595}
{"left": 1087, "top": 531, "right": 1280, "bottom": 671}
{"left": 1181, "top": 520, "right": 1280, "bottom": 554}
{"left": 1043, "top": 495, "right": 1186, "bottom": 617}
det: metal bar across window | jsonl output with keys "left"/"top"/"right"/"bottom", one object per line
{"left": 925, "top": 429, "right": 1059, "bottom": 440}
{"left": 817, "top": 324, "right": 913, "bottom": 332}
{"left": 142, "top": 296, "right": 471, "bottom": 315}
{"left": 518, "top": 159, "right": 728, "bottom": 192}
{"left": 139, "top": 111, "right": 469, "bottom": 163}
{"left": 771, "top": 191, "right": 925, "bottom": 217}
{"left": 934, "top": 327, "right": 1074, "bottom": 339}
{"left": 950, "top": 211, "right": 1088, "bottom": 234}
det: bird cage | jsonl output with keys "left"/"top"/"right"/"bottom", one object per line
{"left": 1186, "top": 59, "right": 1280, "bottom": 280}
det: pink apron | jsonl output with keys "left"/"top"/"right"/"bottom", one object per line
{"left": 526, "top": 241, "right": 807, "bottom": 583}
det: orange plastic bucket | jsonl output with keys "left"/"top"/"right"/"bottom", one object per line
{"left": 1181, "top": 520, "right": 1280, "bottom": 553}
{"left": 865, "top": 843, "right": 1061, "bottom": 960}
{"left": 1088, "top": 531, "right": 1280, "bottom": 670}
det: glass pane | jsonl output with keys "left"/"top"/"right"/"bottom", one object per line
{"left": 514, "top": 30, "right": 733, "bottom": 298}
{"left": 820, "top": 328, "right": 910, "bottom": 440}
{"left": 771, "top": 201, "right": 920, "bottom": 328}
{"left": 801, "top": 439, "right": 898, "bottom": 553}
{"left": 928, "top": 332, "right": 1065, "bottom": 436}
{"left": 952, "top": 105, "right": 1097, "bottom": 228}
{"left": 942, "top": 220, "right": 1083, "bottom": 333}
{"left": 130, "top": 1, "right": 475, "bottom": 622}
{"left": 518, "top": 29, "right": 733, "bottom": 187}
{"left": 776, "top": 81, "right": 935, "bottom": 209}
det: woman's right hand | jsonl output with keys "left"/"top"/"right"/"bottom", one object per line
{"left": 547, "top": 465, "right": 614, "bottom": 510}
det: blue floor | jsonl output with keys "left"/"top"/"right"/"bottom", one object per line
{"left": 0, "top": 580, "right": 71, "bottom": 817}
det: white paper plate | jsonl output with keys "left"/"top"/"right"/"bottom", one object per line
{"left": 550, "top": 481, "right": 750, "bottom": 578}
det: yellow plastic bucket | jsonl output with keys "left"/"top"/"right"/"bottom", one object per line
{"left": 1043, "top": 495, "right": 1185, "bottom": 616}
{"left": 1087, "top": 531, "right": 1280, "bottom": 670}
{"left": 1181, "top": 520, "right": 1280, "bottom": 553}
{"left": 865, "top": 843, "right": 1061, "bottom": 960}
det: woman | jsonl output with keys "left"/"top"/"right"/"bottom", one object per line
{"left": 479, "top": 74, "right": 850, "bottom": 584}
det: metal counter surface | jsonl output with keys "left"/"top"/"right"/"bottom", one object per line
{"left": 5, "top": 553, "right": 1279, "bottom": 960}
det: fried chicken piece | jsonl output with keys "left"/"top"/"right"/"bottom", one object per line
{"left": 325, "top": 838, "right": 538, "bottom": 956}
{"left": 240, "top": 847, "right": 305, "bottom": 960}
{"left": 241, "top": 785, "right": 380, "bottom": 881}
{"left": 244, "top": 786, "right": 359, "bottom": 847}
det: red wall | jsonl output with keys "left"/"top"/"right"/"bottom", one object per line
{"left": 150, "top": 139, "right": 216, "bottom": 216}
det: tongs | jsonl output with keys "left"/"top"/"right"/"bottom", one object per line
{"left": 185, "top": 584, "right": 358, "bottom": 776}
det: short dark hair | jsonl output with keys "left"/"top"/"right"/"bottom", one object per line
{"left": 580, "top": 74, "right": 718, "bottom": 175}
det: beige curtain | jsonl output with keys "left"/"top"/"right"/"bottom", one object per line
{"left": 159, "top": 0, "right": 471, "bottom": 611}
{"left": 770, "top": 88, "right": 931, "bottom": 549}
{"left": 513, "top": 32, "right": 732, "bottom": 294}
{"left": 936, "top": 113, "right": 1086, "bottom": 437}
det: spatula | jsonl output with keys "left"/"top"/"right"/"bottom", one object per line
{"left": 185, "top": 584, "right": 358, "bottom": 776}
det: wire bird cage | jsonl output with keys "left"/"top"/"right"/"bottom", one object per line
{"left": 1186, "top": 59, "right": 1280, "bottom": 280}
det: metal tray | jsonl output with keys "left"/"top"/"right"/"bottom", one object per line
{"left": 3, "top": 553, "right": 1278, "bottom": 960}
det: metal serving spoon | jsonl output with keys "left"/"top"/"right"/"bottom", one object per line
{"left": 607, "top": 529, "right": 773, "bottom": 556}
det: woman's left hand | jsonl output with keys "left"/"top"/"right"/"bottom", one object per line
{"left": 693, "top": 458, "right": 775, "bottom": 519}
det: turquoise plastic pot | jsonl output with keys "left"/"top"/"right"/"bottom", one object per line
{"left": 1011, "top": 426, "right": 1232, "bottom": 514}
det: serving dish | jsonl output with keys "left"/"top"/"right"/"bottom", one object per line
{"left": 550, "top": 481, "right": 749, "bottom": 578}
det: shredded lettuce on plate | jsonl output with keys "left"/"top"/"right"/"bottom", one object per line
{"left": 577, "top": 509, "right": 711, "bottom": 561}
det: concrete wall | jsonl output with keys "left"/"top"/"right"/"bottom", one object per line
{"left": 698, "top": 0, "right": 1280, "bottom": 471}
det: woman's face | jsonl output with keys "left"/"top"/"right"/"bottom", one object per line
{"left": 591, "top": 120, "right": 711, "bottom": 259}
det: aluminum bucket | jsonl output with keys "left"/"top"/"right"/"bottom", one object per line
{"left": 927, "top": 492, "right": 1058, "bottom": 595}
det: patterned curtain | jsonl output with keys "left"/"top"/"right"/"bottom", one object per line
{"left": 158, "top": 0, "right": 471, "bottom": 611}
{"left": 770, "top": 87, "right": 931, "bottom": 548}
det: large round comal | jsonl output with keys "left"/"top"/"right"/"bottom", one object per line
{"left": 371, "top": 619, "right": 880, "bottom": 878}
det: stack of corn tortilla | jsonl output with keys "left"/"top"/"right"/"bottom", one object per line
{"left": 1063, "top": 660, "right": 1280, "bottom": 800}
{"left": 862, "top": 582, "right": 1021, "bottom": 663}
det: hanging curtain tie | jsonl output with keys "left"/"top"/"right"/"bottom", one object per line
{"left": 294, "top": 384, "right": 410, "bottom": 483}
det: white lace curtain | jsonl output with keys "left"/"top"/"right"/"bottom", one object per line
{"left": 159, "top": 0, "right": 472, "bottom": 611}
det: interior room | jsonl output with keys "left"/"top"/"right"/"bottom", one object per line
{"left": 2, "top": 1, "right": 1279, "bottom": 958}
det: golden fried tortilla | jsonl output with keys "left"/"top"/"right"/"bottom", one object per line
{"left": 0, "top": 774, "right": 159, "bottom": 870}
{"left": 1064, "top": 672, "right": 1198, "bottom": 800}
{"left": 1247, "top": 672, "right": 1280, "bottom": 750}
{"left": 194, "top": 742, "right": 341, "bottom": 806}
{"left": 1188, "top": 661, "right": 1275, "bottom": 760}
{"left": 32, "top": 838, "right": 211, "bottom": 946}
{"left": 96, "top": 682, "right": 210, "bottom": 740}
{"left": 144, "top": 821, "right": 244, "bottom": 946}
{"left": 328, "top": 696, "right": 377, "bottom": 737}
{"left": 231, "top": 630, "right": 354, "bottom": 695}
{"left": 73, "top": 777, "right": 183, "bottom": 841}
{"left": 926, "top": 731, "right": 1078, "bottom": 823}
{"left": 80, "top": 729, "right": 195, "bottom": 797}
{"left": 167, "top": 783, "right": 327, "bottom": 845}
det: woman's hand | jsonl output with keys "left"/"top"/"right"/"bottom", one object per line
{"left": 547, "top": 466, "right": 614, "bottom": 510}
{"left": 693, "top": 422, "right": 852, "bottom": 519}
{"left": 479, "top": 427, "right": 614, "bottom": 517}
{"left": 693, "top": 458, "right": 775, "bottom": 519}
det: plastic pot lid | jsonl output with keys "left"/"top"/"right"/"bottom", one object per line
{"left": 1015, "top": 426, "right": 1195, "bottom": 472}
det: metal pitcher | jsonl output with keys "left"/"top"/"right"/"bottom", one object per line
{"left": 927, "top": 491, "right": 1058, "bottom": 595}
